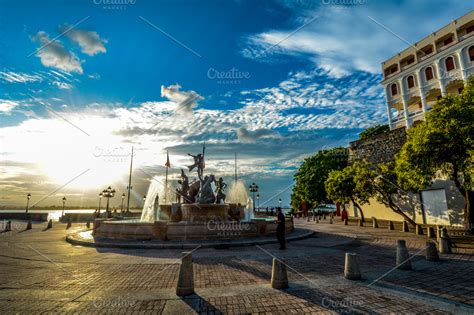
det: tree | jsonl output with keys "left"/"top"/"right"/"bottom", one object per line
{"left": 359, "top": 124, "right": 389, "bottom": 139}
{"left": 326, "top": 162, "right": 367, "bottom": 222}
{"left": 291, "top": 147, "right": 348, "bottom": 209}
{"left": 396, "top": 76, "right": 474, "bottom": 229}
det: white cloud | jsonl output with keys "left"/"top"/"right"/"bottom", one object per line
{"left": 236, "top": 127, "right": 280, "bottom": 142}
{"left": 0, "top": 100, "right": 21, "bottom": 114}
{"left": 52, "top": 81, "right": 73, "bottom": 90}
{"left": 242, "top": 1, "right": 473, "bottom": 77}
{"left": 63, "top": 26, "right": 107, "bottom": 56}
{"left": 32, "top": 31, "right": 83, "bottom": 74}
{"left": 161, "top": 84, "right": 203, "bottom": 115}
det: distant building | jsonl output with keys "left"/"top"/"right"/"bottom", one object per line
{"left": 382, "top": 10, "right": 474, "bottom": 130}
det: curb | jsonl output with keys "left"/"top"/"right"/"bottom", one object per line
{"left": 66, "top": 228, "right": 315, "bottom": 249}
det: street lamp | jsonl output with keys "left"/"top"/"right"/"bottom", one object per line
{"left": 121, "top": 193, "right": 125, "bottom": 214}
{"left": 101, "top": 186, "right": 116, "bottom": 214}
{"left": 256, "top": 194, "right": 260, "bottom": 213}
{"left": 278, "top": 198, "right": 282, "bottom": 209}
{"left": 143, "top": 195, "right": 147, "bottom": 205}
{"left": 62, "top": 196, "right": 66, "bottom": 217}
{"left": 249, "top": 182, "right": 259, "bottom": 212}
{"left": 25, "top": 193, "right": 31, "bottom": 213}
{"left": 98, "top": 193, "right": 103, "bottom": 214}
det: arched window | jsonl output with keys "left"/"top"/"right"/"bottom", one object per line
{"left": 445, "top": 56, "right": 455, "bottom": 71}
{"left": 407, "top": 76, "right": 415, "bottom": 88}
{"left": 425, "top": 67, "right": 434, "bottom": 81}
{"left": 469, "top": 46, "right": 474, "bottom": 62}
{"left": 391, "top": 83, "right": 398, "bottom": 96}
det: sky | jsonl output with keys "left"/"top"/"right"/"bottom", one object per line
{"left": 0, "top": 0, "right": 472, "bottom": 208}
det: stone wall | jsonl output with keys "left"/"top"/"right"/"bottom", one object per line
{"left": 349, "top": 127, "right": 406, "bottom": 164}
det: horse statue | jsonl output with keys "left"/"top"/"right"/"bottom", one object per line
{"left": 197, "top": 174, "right": 216, "bottom": 204}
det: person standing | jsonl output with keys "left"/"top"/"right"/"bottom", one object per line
{"left": 276, "top": 207, "right": 286, "bottom": 250}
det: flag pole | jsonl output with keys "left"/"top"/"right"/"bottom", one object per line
{"left": 234, "top": 152, "right": 237, "bottom": 184}
{"left": 165, "top": 151, "right": 170, "bottom": 203}
{"left": 126, "top": 146, "right": 134, "bottom": 213}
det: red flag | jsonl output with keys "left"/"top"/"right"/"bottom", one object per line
{"left": 165, "top": 151, "right": 170, "bottom": 168}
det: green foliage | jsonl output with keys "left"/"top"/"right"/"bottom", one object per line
{"left": 359, "top": 124, "right": 389, "bottom": 139}
{"left": 396, "top": 76, "right": 474, "bottom": 193}
{"left": 291, "top": 147, "right": 348, "bottom": 208}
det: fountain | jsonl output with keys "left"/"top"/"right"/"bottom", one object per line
{"left": 92, "top": 146, "right": 294, "bottom": 241}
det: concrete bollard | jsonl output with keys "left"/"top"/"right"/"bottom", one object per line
{"left": 396, "top": 240, "right": 411, "bottom": 270}
{"left": 358, "top": 219, "right": 363, "bottom": 227}
{"left": 47, "top": 219, "right": 53, "bottom": 229}
{"left": 5, "top": 220, "right": 12, "bottom": 231}
{"left": 415, "top": 225, "right": 423, "bottom": 235}
{"left": 439, "top": 228, "right": 451, "bottom": 254}
{"left": 425, "top": 241, "right": 439, "bottom": 261}
{"left": 329, "top": 218, "right": 333, "bottom": 224}
{"left": 66, "top": 218, "right": 72, "bottom": 229}
{"left": 26, "top": 221, "right": 32, "bottom": 230}
{"left": 388, "top": 221, "right": 394, "bottom": 230}
{"left": 86, "top": 221, "right": 91, "bottom": 228}
{"left": 372, "top": 218, "right": 378, "bottom": 229}
{"left": 402, "top": 221, "right": 409, "bottom": 233}
{"left": 307, "top": 216, "right": 310, "bottom": 222}
{"left": 427, "top": 227, "right": 435, "bottom": 238}
{"left": 176, "top": 252, "right": 195, "bottom": 296}
{"left": 313, "top": 215, "right": 316, "bottom": 222}
{"left": 271, "top": 257, "right": 289, "bottom": 289}
{"left": 344, "top": 218, "right": 348, "bottom": 225}
{"left": 316, "top": 217, "right": 319, "bottom": 223}
{"left": 344, "top": 253, "right": 361, "bottom": 280}
{"left": 323, "top": 214, "right": 326, "bottom": 220}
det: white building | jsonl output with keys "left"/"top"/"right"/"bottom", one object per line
{"left": 382, "top": 10, "right": 474, "bottom": 130}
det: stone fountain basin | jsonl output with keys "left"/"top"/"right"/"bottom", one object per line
{"left": 93, "top": 217, "right": 294, "bottom": 241}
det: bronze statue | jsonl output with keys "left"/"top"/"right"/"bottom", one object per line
{"left": 177, "top": 169, "right": 190, "bottom": 203}
{"left": 215, "top": 177, "right": 227, "bottom": 204}
{"left": 198, "top": 174, "right": 216, "bottom": 204}
{"left": 187, "top": 152, "right": 204, "bottom": 178}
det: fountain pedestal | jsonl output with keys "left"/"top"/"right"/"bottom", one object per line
{"left": 180, "top": 204, "right": 229, "bottom": 222}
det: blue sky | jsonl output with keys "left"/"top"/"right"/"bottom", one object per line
{"left": 0, "top": 0, "right": 472, "bottom": 207}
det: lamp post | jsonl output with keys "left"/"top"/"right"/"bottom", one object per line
{"left": 121, "top": 193, "right": 125, "bottom": 214}
{"left": 143, "top": 195, "right": 146, "bottom": 206}
{"left": 278, "top": 198, "right": 282, "bottom": 209}
{"left": 98, "top": 193, "right": 103, "bottom": 214}
{"left": 62, "top": 196, "right": 66, "bottom": 217}
{"left": 25, "top": 193, "right": 31, "bottom": 213}
{"left": 102, "top": 186, "right": 116, "bottom": 214}
{"left": 249, "top": 182, "right": 259, "bottom": 213}
{"left": 256, "top": 194, "right": 260, "bottom": 213}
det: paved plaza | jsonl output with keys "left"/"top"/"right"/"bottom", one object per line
{"left": 0, "top": 218, "right": 473, "bottom": 314}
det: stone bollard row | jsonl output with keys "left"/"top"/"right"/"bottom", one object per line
{"left": 271, "top": 258, "right": 289, "bottom": 289}
{"left": 402, "top": 221, "right": 409, "bottom": 233}
{"left": 176, "top": 252, "right": 195, "bottom": 296}
{"left": 439, "top": 228, "right": 451, "bottom": 254}
{"left": 372, "top": 218, "right": 378, "bottom": 229}
{"left": 344, "top": 253, "right": 361, "bottom": 280}
{"left": 425, "top": 241, "right": 439, "bottom": 261}
{"left": 396, "top": 240, "right": 411, "bottom": 270}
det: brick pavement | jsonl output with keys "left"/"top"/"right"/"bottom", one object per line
{"left": 0, "top": 219, "right": 472, "bottom": 314}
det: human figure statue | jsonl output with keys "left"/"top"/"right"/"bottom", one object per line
{"left": 187, "top": 153, "right": 204, "bottom": 178}
{"left": 177, "top": 169, "right": 190, "bottom": 203}
{"left": 215, "top": 177, "right": 227, "bottom": 204}
{"left": 197, "top": 174, "right": 216, "bottom": 204}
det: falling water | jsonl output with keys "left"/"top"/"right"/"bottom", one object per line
{"left": 140, "top": 178, "right": 164, "bottom": 222}
{"left": 227, "top": 180, "right": 254, "bottom": 221}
